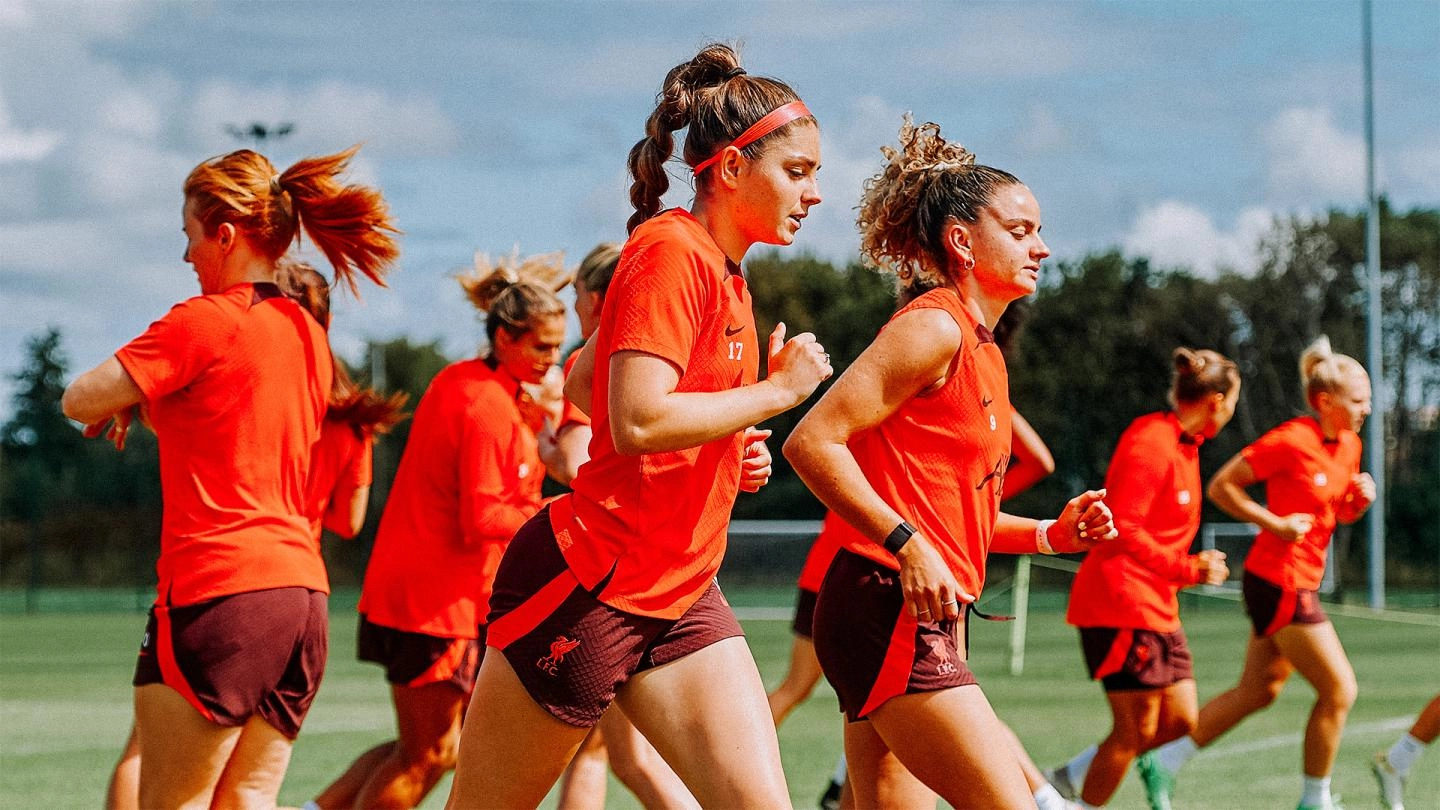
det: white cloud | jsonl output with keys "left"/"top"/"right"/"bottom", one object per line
{"left": 1123, "top": 201, "right": 1274, "bottom": 278}
{"left": 0, "top": 89, "right": 60, "bottom": 163}
{"left": 1263, "top": 106, "right": 1366, "bottom": 204}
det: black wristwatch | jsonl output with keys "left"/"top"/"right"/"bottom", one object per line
{"left": 884, "top": 520, "right": 916, "bottom": 554}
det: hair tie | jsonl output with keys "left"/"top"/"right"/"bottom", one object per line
{"left": 691, "top": 100, "right": 813, "bottom": 176}
{"left": 725, "top": 66, "right": 747, "bottom": 79}
{"left": 269, "top": 175, "right": 283, "bottom": 195}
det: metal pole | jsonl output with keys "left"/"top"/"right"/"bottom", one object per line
{"left": 1008, "top": 556, "right": 1031, "bottom": 676}
{"left": 1362, "top": 0, "right": 1386, "bottom": 609}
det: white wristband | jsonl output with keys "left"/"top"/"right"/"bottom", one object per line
{"left": 1035, "top": 519, "right": 1057, "bottom": 555}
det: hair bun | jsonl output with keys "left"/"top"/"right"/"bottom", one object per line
{"left": 458, "top": 248, "right": 571, "bottom": 313}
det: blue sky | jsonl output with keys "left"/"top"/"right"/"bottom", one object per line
{"left": 2, "top": 1, "right": 1437, "bottom": 416}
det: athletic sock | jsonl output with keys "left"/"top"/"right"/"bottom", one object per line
{"left": 1387, "top": 732, "right": 1426, "bottom": 777}
{"left": 1154, "top": 735, "right": 1197, "bottom": 775}
{"left": 1065, "top": 744, "right": 1099, "bottom": 788}
{"left": 1300, "top": 774, "right": 1331, "bottom": 807}
{"left": 831, "top": 753, "right": 848, "bottom": 783}
{"left": 1033, "top": 783, "right": 1069, "bottom": 810}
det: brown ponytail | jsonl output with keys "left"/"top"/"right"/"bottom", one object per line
{"left": 183, "top": 145, "right": 400, "bottom": 295}
{"left": 277, "top": 257, "right": 407, "bottom": 435}
{"left": 626, "top": 42, "right": 813, "bottom": 233}
{"left": 1170, "top": 347, "right": 1239, "bottom": 407}
{"left": 457, "top": 250, "right": 568, "bottom": 355}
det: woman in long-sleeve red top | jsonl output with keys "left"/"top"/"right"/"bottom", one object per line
{"left": 316, "top": 258, "right": 566, "bottom": 810}
{"left": 1046, "top": 348, "right": 1239, "bottom": 807}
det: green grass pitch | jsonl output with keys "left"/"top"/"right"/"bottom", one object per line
{"left": 2, "top": 588, "right": 1436, "bottom": 809}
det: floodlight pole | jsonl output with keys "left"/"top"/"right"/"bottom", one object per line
{"left": 1362, "top": 0, "right": 1385, "bottom": 610}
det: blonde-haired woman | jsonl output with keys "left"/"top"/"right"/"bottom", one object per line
{"left": 784, "top": 117, "right": 1116, "bottom": 808}
{"left": 311, "top": 253, "right": 566, "bottom": 810}
{"left": 64, "top": 146, "right": 396, "bottom": 809}
{"left": 1140, "top": 337, "right": 1375, "bottom": 810}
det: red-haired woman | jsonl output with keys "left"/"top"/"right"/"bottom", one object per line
{"left": 1141, "top": 336, "right": 1375, "bottom": 810}
{"left": 784, "top": 117, "right": 1116, "bottom": 809}
{"left": 1044, "top": 347, "right": 1239, "bottom": 808}
{"left": 103, "top": 258, "right": 405, "bottom": 810}
{"left": 446, "top": 42, "right": 830, "bottom": 809}
{"left": 312, "top": 255, "right": 566, "bottom": 810}
{"left": 64, "top": 146, "right": 396, "bottom": 809}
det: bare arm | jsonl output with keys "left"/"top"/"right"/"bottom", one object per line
{"left": 539, "top": 423, "right": 592, "bottom": 486}
{"left": 62, "top": 357, "right": 144, "bottom": 427}
{"left": 784, "top": 308, "right": 970, "bottom": 621}
{"left": 608, "top": 323, "right": 830, "bottom": 455}
{"left": 324, "top": 486, "right": 371, "bottom": 538}
{"left": 562, "top": 335, "right": 598, "bottom": 419}
{"left": 1002, "top": 410, "right": 1055, "bottom": 499}
{"left": 1207, "top": 452, "right": 1313, "bottom": 541}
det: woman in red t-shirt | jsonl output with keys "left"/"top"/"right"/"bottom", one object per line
{"left": 314, "top": 255, "right": 567, "bottom": 810}
{"left": 545, "top": 243, "right": 697, "bottom": 810}
{"left": 1045, "top": 348, "right": 1239, "bottom": 807}
{"left": 446, "top": 44, "right": 831, "bottom": 809}
{"left": 784, "top": 117, "right": 1116, "bottom": 808}
{"left": 64, "top": 146, "right": 396, "bottom": 810}
{"left": 1141, "top": 337, "right": 1375, "bottom": 810}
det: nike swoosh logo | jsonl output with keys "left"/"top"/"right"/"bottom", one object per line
{"left": 982, "top": 396, "right": 993, "bottom": 407}
{"left": 725, "top": 324, "right": 744, "bottom": 336}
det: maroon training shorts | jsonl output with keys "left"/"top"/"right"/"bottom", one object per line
{"left": 1243, "top": 570, "right": 1327, "bottom": 637}
{"left": 485, "top": 507, "right": 745, "bottom": 727}
{"left": 356, "top": 615, "right": 484, "bottom": 693}
{"left": 133, "top": 587, "right": 327, "bottom": 740}
{"left": 1079, "top": 626, "right": 1195, "bottom": 691}
{"left": 812, "top": 549, "right": 977, "bottom": 722}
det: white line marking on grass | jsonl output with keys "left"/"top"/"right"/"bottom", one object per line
{"left": 1202, "top": 717, "right": 1414, "bottom": 760}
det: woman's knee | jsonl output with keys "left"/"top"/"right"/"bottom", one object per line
{"left": 1319, "top": 674, "right": 1358, "bottom": 714}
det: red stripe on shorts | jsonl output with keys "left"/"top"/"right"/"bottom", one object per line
{"left": 406, "top": 637, "right": 473, "bottom": 689}
{"left": 153, "top": 605, "right": 216, "bottom": 723}
{"left": 488, "top": 568, "right": 581, "bottom": 651}
{"left": 1094, "top": 628, "right": 1135, "bottom": 681}
{"left": 1264, "top": 587, "right": 1297, "bottom": 637}
{"left": 859, "top": 611, "right": 919, "bottom": 718}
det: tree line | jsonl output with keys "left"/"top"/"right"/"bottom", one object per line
{"left": 2, "top": 203, "right": 1435, "bottom": 595}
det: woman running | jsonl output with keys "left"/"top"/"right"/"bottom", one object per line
{"left": 103, "top": 258, "right": 404, "bottom": 810}
{"left": 783, "top": 116, "right": 1116, "bottom": 809}
{"left": 312, "top": 253, "right": 566, "bottom": 810}
{"left": 1140, "top": 336, "right": 1375, "bottom": 810}
{"left": 445, "top": 43, "right": 830, "bottom": 809}
{"left": 1044, "top": 347, "right": 1240, "bottom": 808}
{"left": 64, "top": 146, "right": 396, "bottom": 810}
{"left": 1372, "top": 692, "right": 1440, "bottom": 810}
{"left": 546, "top": 242, "right": 697, "bottom": 810}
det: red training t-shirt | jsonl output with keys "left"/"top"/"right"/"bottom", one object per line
{"left": 798, "top": 511, "right": 848, "bottom": 593}
{"left": 552, "top": 208, "right": 760, "bottom": 619}
{"left": 1067, "top": 411, "right": 1206, "bottom": 632}
{"left": 359, "top": 358, "right": 545, "bottom": 637}
{"left": 830, "top": 288, "right": 1012, "bottom": 600}
{"left": 306, "top": 418, "right": 373, "bottom": 541}
{"left": 115, "top": 282, "right": 332, "bottom": 606}
{"left": 1241, "top": 416, "right": 1362, "bottom": 590}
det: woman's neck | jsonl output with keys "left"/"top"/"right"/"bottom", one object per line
{"left": 690, "top": 197, "right": 750, "bottom": 265}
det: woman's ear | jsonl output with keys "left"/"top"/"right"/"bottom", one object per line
{"left": 714, "top": 146, "right": 745, "bottom": 191}
{"left": 216, "top": 222, "right": 237, "bottom": 252}
{"left": 941, "top": 219, "right": 973, "bottom": 269}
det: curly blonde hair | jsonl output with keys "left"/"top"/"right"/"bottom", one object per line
{"left": 857, "top": 115, "right": 1020, "bottom": 293}
{"left": 456, "top": 249, "right": 568, "bottom": 353}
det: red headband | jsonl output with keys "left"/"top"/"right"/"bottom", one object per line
{"left": 690, "top": 101, "right": 813, "bottom": 176}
